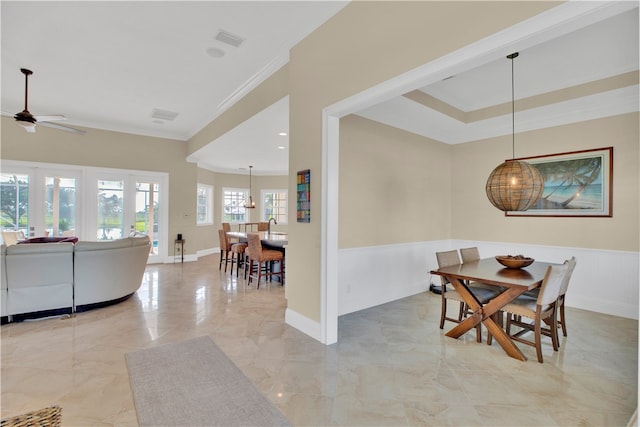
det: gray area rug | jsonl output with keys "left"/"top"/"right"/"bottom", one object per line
{"left": 125, "top": 336, "right": 291, "bottom": 427}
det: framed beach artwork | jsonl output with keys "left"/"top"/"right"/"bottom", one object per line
{"left": 506, "top": 147, "right": 613, "bottom": 217}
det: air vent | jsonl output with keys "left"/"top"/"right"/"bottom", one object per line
{"left": 215, "top": 30, "right": 245, "bottom": 48}
{"left": 151, "top": 108, "right": 179, "bottom": 121}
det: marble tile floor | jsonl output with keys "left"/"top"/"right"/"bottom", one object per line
{"left": 1, "top": 255, "right": 637, "bottom": 426}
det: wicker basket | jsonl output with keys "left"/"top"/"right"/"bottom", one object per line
{"left": 0, "top": 405, "right": 61, "bottom": 427}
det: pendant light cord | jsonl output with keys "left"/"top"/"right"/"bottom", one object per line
{"left": 507, "top": 52, "right": 519, "bottom": 159}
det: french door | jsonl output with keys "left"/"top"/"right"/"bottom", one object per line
{"left": 93, "top": 173, "right": 164, "bottom": 263}
{"left": 1, "top": 161, "right": 167, "bottom": 263}
{"left": 0, "top": 166, "right": 82, "bottom": 238}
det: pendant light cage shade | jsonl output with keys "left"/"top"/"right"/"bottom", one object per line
{"left": 485, "top": 51, "right": 544, "bottom": 212}
{"left": 485, "top": 160, "right": 544, "bottom": 211}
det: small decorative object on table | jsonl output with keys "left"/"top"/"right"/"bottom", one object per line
{"left": 495, "top": 255, "right": 534, "bottom": 269}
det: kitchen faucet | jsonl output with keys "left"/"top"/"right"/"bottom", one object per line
{"left": 268, "top": 217, "right": 277, "bottom": 234}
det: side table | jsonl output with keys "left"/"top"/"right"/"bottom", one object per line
{"left": 174, "top": 239, "right": 185, "bottom": 263}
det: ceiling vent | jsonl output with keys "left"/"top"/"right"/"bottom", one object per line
{"left": 151, "top": 108, "right": 179, "bottom": 121}
{"left": 215, "top": 30, "right": 245, "bottom": 48}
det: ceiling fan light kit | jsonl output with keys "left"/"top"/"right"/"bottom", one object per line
{"left": 485, "top": 52, "right": 544, "bottom": 212}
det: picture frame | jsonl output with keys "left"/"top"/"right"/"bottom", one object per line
{"left": 506, "top": 147, "right": 613, "bottom": 217}
{"left": 296, "top": 169, "right": 310, "bottom": 223}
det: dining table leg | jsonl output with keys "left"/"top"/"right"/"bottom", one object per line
{"left": 444, "top": 277, "right": 529, "bottom": 361}
{"left": 444, "top": 277, "right": 483, "bottom": 338}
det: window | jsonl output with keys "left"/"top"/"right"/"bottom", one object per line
{"left": 45, "top": 176, "right": 77, "bottom": 237}
{"left": 0, "top": 173, "right": 29, "bottom": 235}
{"left": 2, "top": 160, "right": 168, "bottom": 263}
{"left": 222, "top": 188, "right": 248, "bottom": 223}
{"left": 196, "top": 184, "right": 213, "bottom": 225}
{"left": 262, "top": 189, "right": 288, "bottom": 224}
{"left": 97, "top": 179, "right": 124, "bottom": 240}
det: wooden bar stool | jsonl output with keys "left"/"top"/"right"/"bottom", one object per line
{"left": 245, "top": 233, "right": 283, "bottom": 289}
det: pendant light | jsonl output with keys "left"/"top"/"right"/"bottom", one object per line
{"left": 244, "top": 165, "right": 256, "bottom": 209}
{"left": 485, "top": 52, "right": 544, "bottom": 212}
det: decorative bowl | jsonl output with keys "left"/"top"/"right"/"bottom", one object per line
{"left": 495, "top": 255, "right": 534, "bottom": 269}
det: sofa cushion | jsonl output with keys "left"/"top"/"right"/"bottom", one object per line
{"left": 74, "top": 238, "right": 133, "bottom": 251}
{"left": 6, "top": 241, "right": 75, "bottom": 255}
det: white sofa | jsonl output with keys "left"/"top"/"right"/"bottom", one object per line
{"left": 74, "top": 237, "right": 150, "bottom": 307}
{"left": 4, "top": 242, "right": 75, "bottom": 317}
{"left": 0, "top": 235, "right": 150, "bottom": 320}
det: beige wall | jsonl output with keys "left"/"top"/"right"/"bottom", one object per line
{"left": 1, "top": 116, "right": 197, "bottom": 256}
{"left": 284, "top": 1, "right": 558, "bottom": 322}
{"left": 451, "top": 113, "right": 639, "bottom": 251}
{"left": 194, "top": 168, "right": 288, "bottom": 252}
{"left": 339, "top": 115, "right": 451, "bottom": 248}
{"left": 338, "top": 112, "right": 639, "bottom": 252}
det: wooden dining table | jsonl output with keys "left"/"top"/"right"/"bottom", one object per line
{"left": 225, "top": 231, "right": 288, "bottom": 248}
{"left": 431, "top": 257, "right": 559, "bottom": 361}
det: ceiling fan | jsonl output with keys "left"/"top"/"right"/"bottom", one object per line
{"left": 2, "top": 68, "right": 86, "bottom": 135}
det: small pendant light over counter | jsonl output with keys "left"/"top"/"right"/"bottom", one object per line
{"left": 244, "top": 165, "right": 256, "bottom": 209}
{"left": 485, "top": 52, "right": 544, "bottom": 212}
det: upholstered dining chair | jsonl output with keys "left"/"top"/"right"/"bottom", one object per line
{"left": 435, "top": 250, "right": 501, "bottom": 343}
{"left": 459, "top": 246, "right": 504, "bottom": 289}
{"left": 522, "top": 256, "right": 576, "bottom": 339}
{"left": 459, "top": 246, "right": 481, "bottom": 264}
{"left": 245, "top": 233, "right": 283, "bottom": 289}
{"left": 503, "top": 262, "right": 571, "bottom": 363}
{"left": 556, "top": 257, "right": 577, "bottom": 338}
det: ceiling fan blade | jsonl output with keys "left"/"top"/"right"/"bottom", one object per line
{"left": 1, "top": 111, "right": 14, "bottom": 118}
{"left": 34, "top": 114, "right": 66, "bottom": 122}
{"left": 37, "top": 121, "right": 86, "bottom": 135}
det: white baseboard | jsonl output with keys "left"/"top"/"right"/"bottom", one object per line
{"left": 164, "top": 254, "right": 198, "bottom": 264}
{"left": 197, "top": 247, "right": 218, "bottom": 258}
{"left": 285, "top": 308, "right": 322, "bottom": 342}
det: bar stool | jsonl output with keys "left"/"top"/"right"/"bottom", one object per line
{"left": 245, "top": 233, "right": 283, "bottom": 289}
{"left": 218, "top": 229, "right": 233, "bottom": 272}
{"left": 230, "top": 241, "right": 248, "bottom": 277}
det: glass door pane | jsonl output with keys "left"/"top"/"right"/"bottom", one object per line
{"left": 97, "top": 179, "right": 124, "bottom": 240}
{"left": 135, "top": 180, "right": 159, "bottom": 256}
{"left": 0, "top": 173, "right": 29, "bottom": 236}
{"left": 45, "top": 176, "right": 76, "bottom": 237}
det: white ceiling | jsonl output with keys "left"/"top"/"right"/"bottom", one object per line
{"left": 356, "top": 5, "right": 639, "bottom": 145}
{"left": 2, "top": 2, "right": 638, "bottom": 176}
{"left": 1, "top": 1, "right": 347, "bottom": 173}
